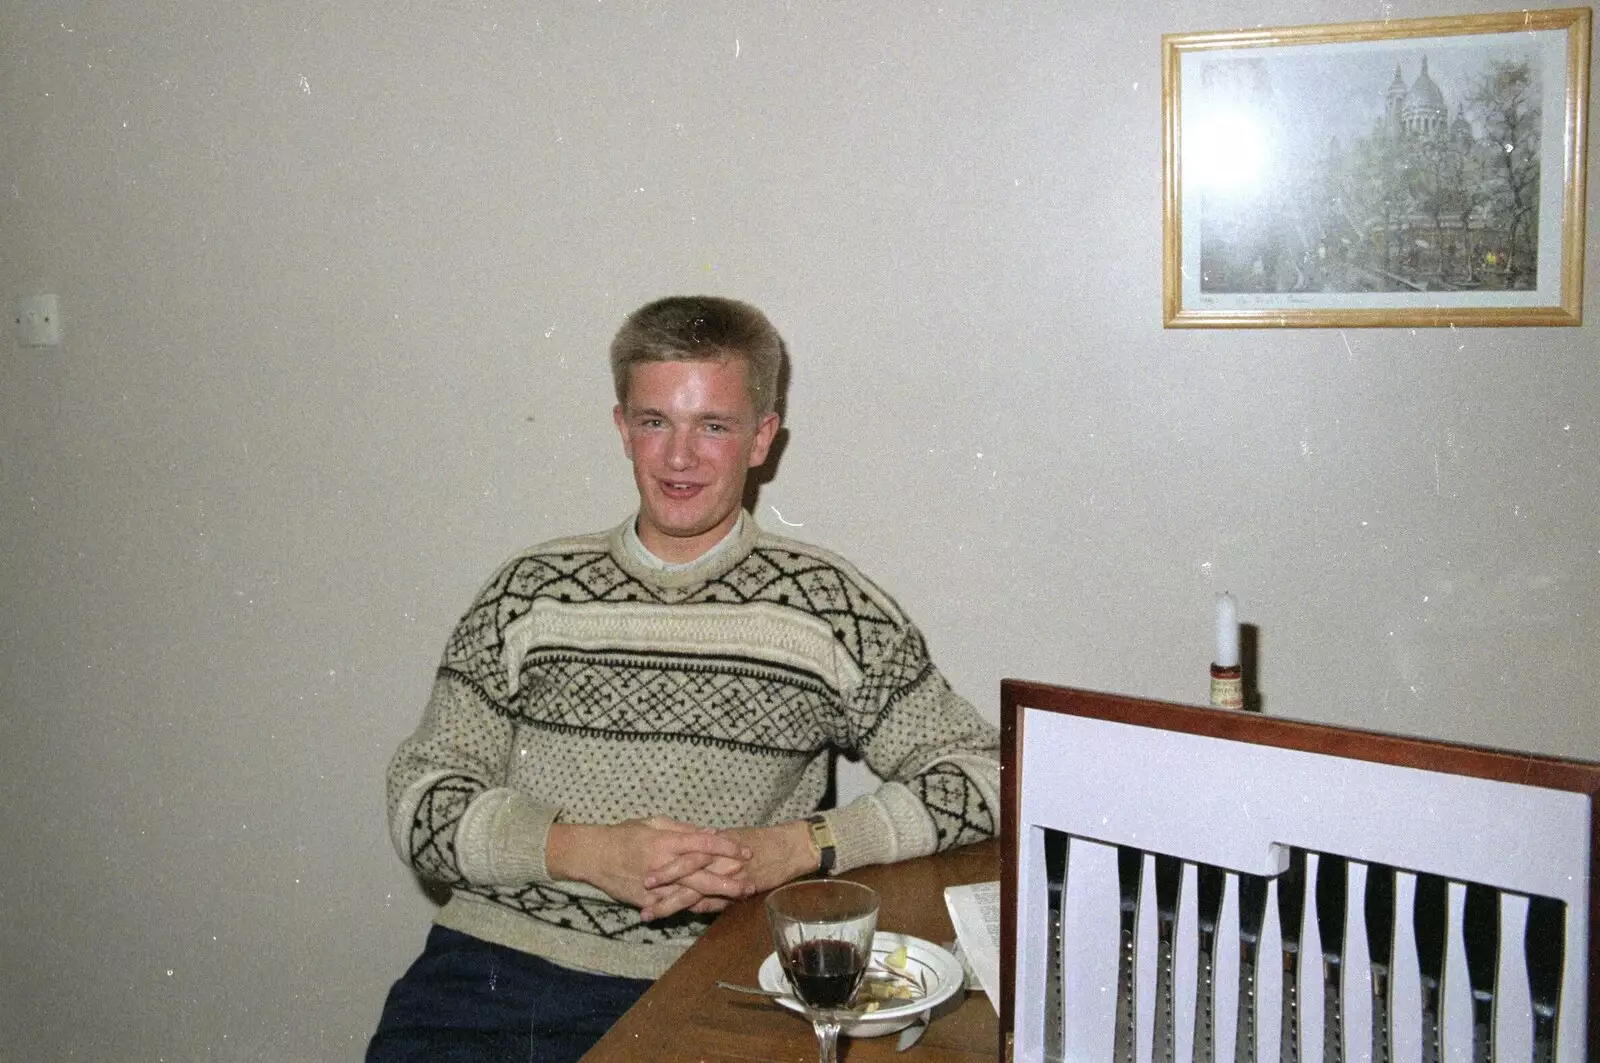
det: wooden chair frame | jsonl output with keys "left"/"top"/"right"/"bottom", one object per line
{"left": 999, "top": 680, "right": 1600, "bottom": 1063}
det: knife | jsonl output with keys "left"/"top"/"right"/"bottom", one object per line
{"left": 1153, "top": 855, "right": 1183, "bottom": 1063}
{"left": 1192, "top": 865, "right": 1225, "bottom": 1063}
{"left": 896, "top": 1010, "right": 930, "bottom": 1052}
{"left": 1233, "top": 873, "right": 1268, "bottom": 1063}
{"left": 1524, "top": 896, "right": 1564, "bottom": 1063}
{"left": 1043, "top": 830, "right": 1069, "bottom": 1063}
{"left": 1315, "top": 855, "right": 1348, "bottom": 1063}
{"left": 1414, "top": 873, "right": 1449, "bottom": 1063}
{"left": 1114, "top": 847, "right": 1143, "bottom": 1063}
{"left": 1277, "top": 849, "right": 1307, "bottom": 1063}
{"left": 1364, "top": 864, "right": 1396, "bottom": 1063}
{"left": 1462, "top": 883, "right": 1500, "bottom": 1063}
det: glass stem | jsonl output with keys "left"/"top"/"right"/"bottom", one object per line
{"left": 812, "top": 1016, "right": 842, "bottom": 1063}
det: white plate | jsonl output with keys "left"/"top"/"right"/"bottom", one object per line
{"left": 756, "top": 931, "right": 965, "bottom": 1038}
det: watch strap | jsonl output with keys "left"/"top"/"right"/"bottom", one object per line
{"left": 806, "top": 813, "right": 837, "bottom": 874}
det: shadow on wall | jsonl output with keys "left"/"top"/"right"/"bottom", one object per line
{"left": 742, "top": 338, "right": 791, "bottom": 514}
{"left": 1241, "top": 623, "right": 1265, "bottom": 714}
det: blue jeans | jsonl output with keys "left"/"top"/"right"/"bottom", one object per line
{"left": 367, "top": 926, "right": 652, "bottom": 1063}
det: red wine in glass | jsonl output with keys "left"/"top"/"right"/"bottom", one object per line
{"left": 788, "top": 939, "right": 867, "bottom": 1009}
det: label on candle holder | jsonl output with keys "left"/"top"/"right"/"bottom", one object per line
{"left": 1210, "top": 669, "right": 1244, "bottom": 710}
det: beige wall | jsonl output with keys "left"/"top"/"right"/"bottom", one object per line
{"left": 1, "top": 1, "right": 1594, "bottom": 1059}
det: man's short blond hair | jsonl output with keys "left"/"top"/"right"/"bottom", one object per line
{"left": 609, "top": 296, "right": 782, "bottom": 417}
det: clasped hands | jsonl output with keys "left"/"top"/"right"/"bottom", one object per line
{"left": 546, "top": 816, "right": 816, "bottom": 923}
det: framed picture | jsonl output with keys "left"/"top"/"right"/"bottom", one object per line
{"left": 1162, "top": 8, "right": 1591, "bottom": 328}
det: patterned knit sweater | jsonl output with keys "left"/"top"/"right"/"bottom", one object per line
{"left": 386, "top": 513, "right": 1000, "bottom": 979}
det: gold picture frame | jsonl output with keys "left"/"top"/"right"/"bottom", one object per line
{"left": 1162, "top": 7, "right": 1591, "bottom": 328}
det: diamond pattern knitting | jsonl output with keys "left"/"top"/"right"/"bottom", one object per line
{"left": 445, "top": 546, "right": 906, "bottom": 707}
{"left": 409, "top": 774, "right": 482, "bottom": 885}
{"left": 911, "top": 762, "right": 995, "bottom": 848}
{"left": 515, "top": 652, "right": 830, "bottom": 754}
{"left": 458, "top": 881, "right": 707, "bottom": 943}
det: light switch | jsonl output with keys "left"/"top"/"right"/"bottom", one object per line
{"left": 15, "top": 294, "right": 61, "bottom": 347}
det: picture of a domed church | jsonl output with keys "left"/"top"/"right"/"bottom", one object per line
{"left": 1197, "top": 48, "right": 1542, "bottom": 295}
{"left": 1385, "top": 56, "right": 1460, "bottom": 137}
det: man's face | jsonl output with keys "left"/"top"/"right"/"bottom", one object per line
{"left": 614, "top": 357, "right": 780, "bottom": 564}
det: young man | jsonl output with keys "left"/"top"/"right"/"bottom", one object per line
{"left": 368, "top": 296, "right": 1000, "bottom": 1063}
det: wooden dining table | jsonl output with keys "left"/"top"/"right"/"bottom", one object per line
{"left": 581, "top": 838, "right": 1001, "bottom": 1062}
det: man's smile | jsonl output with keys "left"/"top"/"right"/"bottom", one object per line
{"left": 659, "top": 480, "right": 705, "bottom": 497}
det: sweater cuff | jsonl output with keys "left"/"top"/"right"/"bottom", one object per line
{"left": 455, "top": 788, "right": 561, "bottom": 886}
{"left": 826, "top": 782, "right": 937, "bottom": 875}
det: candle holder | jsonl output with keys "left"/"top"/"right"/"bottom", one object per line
{"left": 1209, "top": 663, "right": 1243, "bottom": 710}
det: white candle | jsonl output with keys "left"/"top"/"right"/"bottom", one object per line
{"left": 1214, "top": 593, "right": 1239, "bottom": 668}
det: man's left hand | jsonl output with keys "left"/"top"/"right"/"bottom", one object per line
{"left": 709, "top": 821, "right": 818, "bottom": 895}
{"left": 639, "top": 820, "right": 820, "bottom": 919}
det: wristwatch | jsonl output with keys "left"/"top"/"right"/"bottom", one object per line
{"left": 806, "top": 813, "right": 837, "bottom": 875}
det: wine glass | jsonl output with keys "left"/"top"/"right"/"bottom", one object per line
{"left": 765, "top": 879, "right": 880, "bottom": 1063}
